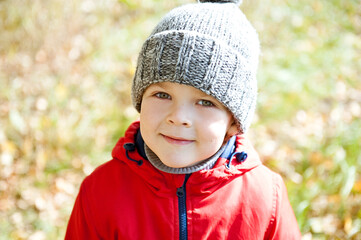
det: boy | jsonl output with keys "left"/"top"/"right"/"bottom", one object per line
{"left": 65, "top": 0, "right": 302, "bottom": 239}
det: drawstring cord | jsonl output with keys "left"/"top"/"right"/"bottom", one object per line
{"left": 123, "top": 143, "right": 143, "bottom": 166}
{"left": 225, "top": 151, "right": 247, "bottom": 169}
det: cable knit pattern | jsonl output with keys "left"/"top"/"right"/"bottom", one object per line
{"left": 132, "top": 1, "right": 260, "bottom": 133}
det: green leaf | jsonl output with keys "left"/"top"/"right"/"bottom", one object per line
{"left": 9, "top": 109, "right": 27, "bottom": 134}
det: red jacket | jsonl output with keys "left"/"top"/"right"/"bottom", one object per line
{"left": 65, "top": 121, "right": 301, "bottom": 239}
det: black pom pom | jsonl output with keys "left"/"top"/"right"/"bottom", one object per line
{"left": 235, "top": 151, "right": 248, "bottom": 162}
{"left": 123, "top": 143, "right": 136, "bottom": 151}
{"left": 198, "top": 0, "right": 242, "bottom": 6}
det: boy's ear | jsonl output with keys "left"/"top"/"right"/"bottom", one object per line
{"left": 224, "top": 121, "right": 240, "bottom": 143}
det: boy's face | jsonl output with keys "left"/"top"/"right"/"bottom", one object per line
{"left": 140, "top": 82, "right": 238, "bottom": 168}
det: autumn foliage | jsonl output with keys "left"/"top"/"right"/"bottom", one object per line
{"left": 0, "top": 0, "right": 360, "bottom": 239}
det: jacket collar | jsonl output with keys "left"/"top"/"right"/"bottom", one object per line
{"left": 135, "top": 129, "right": 147, "bottom": 160}
{"left": 111, "top": 121, "right": 262, "bottom": 192}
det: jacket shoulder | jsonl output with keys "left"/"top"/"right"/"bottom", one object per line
{"left": 241, "top": 164, "right": 283, "bottom": 197}
{"left": 82, "top": 158, "right": 131, "bottom": 191}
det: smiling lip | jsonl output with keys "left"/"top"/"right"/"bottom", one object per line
{"left": 161, "top": 134, "right": 194, "bottom": 145}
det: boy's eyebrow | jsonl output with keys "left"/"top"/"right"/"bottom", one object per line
{"left": 147, "top": 82, "right": 168, "bottom": 90}
{"left": 198, "top": 90, "right": 213, "bottom": 98}
{"left": 143, "top": 84, "right": 165, "bottom": 94}
{"left": 154, "top": 82, "right": 169, "bottom": 89}
{"left": 153, "top": 82, "right": 213, "bottom": 99}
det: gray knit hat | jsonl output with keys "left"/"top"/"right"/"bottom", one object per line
{"left": 132, "top": 0, "right": 260, "bottom": 133}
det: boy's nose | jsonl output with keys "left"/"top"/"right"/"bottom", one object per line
{"left": 166, "top": 105, "right": 192, "bottom": 127}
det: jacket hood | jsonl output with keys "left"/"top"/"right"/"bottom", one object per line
{"left": 111, "top": 121, "right": 262, "bottom": 195}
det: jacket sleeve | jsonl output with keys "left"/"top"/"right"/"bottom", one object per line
{"left": 65, "top": 179, "right": 100, "bottom": 240}
{"left": 266, "top": 174, "right": 302, "bottom": 240}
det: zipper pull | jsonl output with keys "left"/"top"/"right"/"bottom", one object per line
{"left": 177, "top": 186, "right": 185, "bottom": 197}
{"left": 177, "top": 173, "right": 190, "bottom": 197}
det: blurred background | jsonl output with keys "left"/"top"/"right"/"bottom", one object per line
{"left": 0, "top": 0, "right": 360, "bottom": 239}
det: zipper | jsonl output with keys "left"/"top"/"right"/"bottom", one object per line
{"left": 177, "top": 174, "right": 191, "bottom": 240}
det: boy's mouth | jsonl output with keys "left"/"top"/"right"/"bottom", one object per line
{"left": 161, "top": 134, "right": 194, "bottom": 145}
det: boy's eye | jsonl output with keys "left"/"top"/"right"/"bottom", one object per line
{"left": 198, "top": 99, "right": 214, "bottom": 107}
{"left": 155, "top": 92, "right": 171, "bottom": 99}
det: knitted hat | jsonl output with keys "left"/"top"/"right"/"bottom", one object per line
{"left": 132, "top": 0, "right": 260, "bottom": 133}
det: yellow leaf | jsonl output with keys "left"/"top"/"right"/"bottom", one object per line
{"left": 55, "top": 83, "right": 68, "bottom": 101}
{"left": 353, "top": 178, "right": 361, "bottom": 193}
{"left": 344, "top": 216, "right": 352, "bottom": 234}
